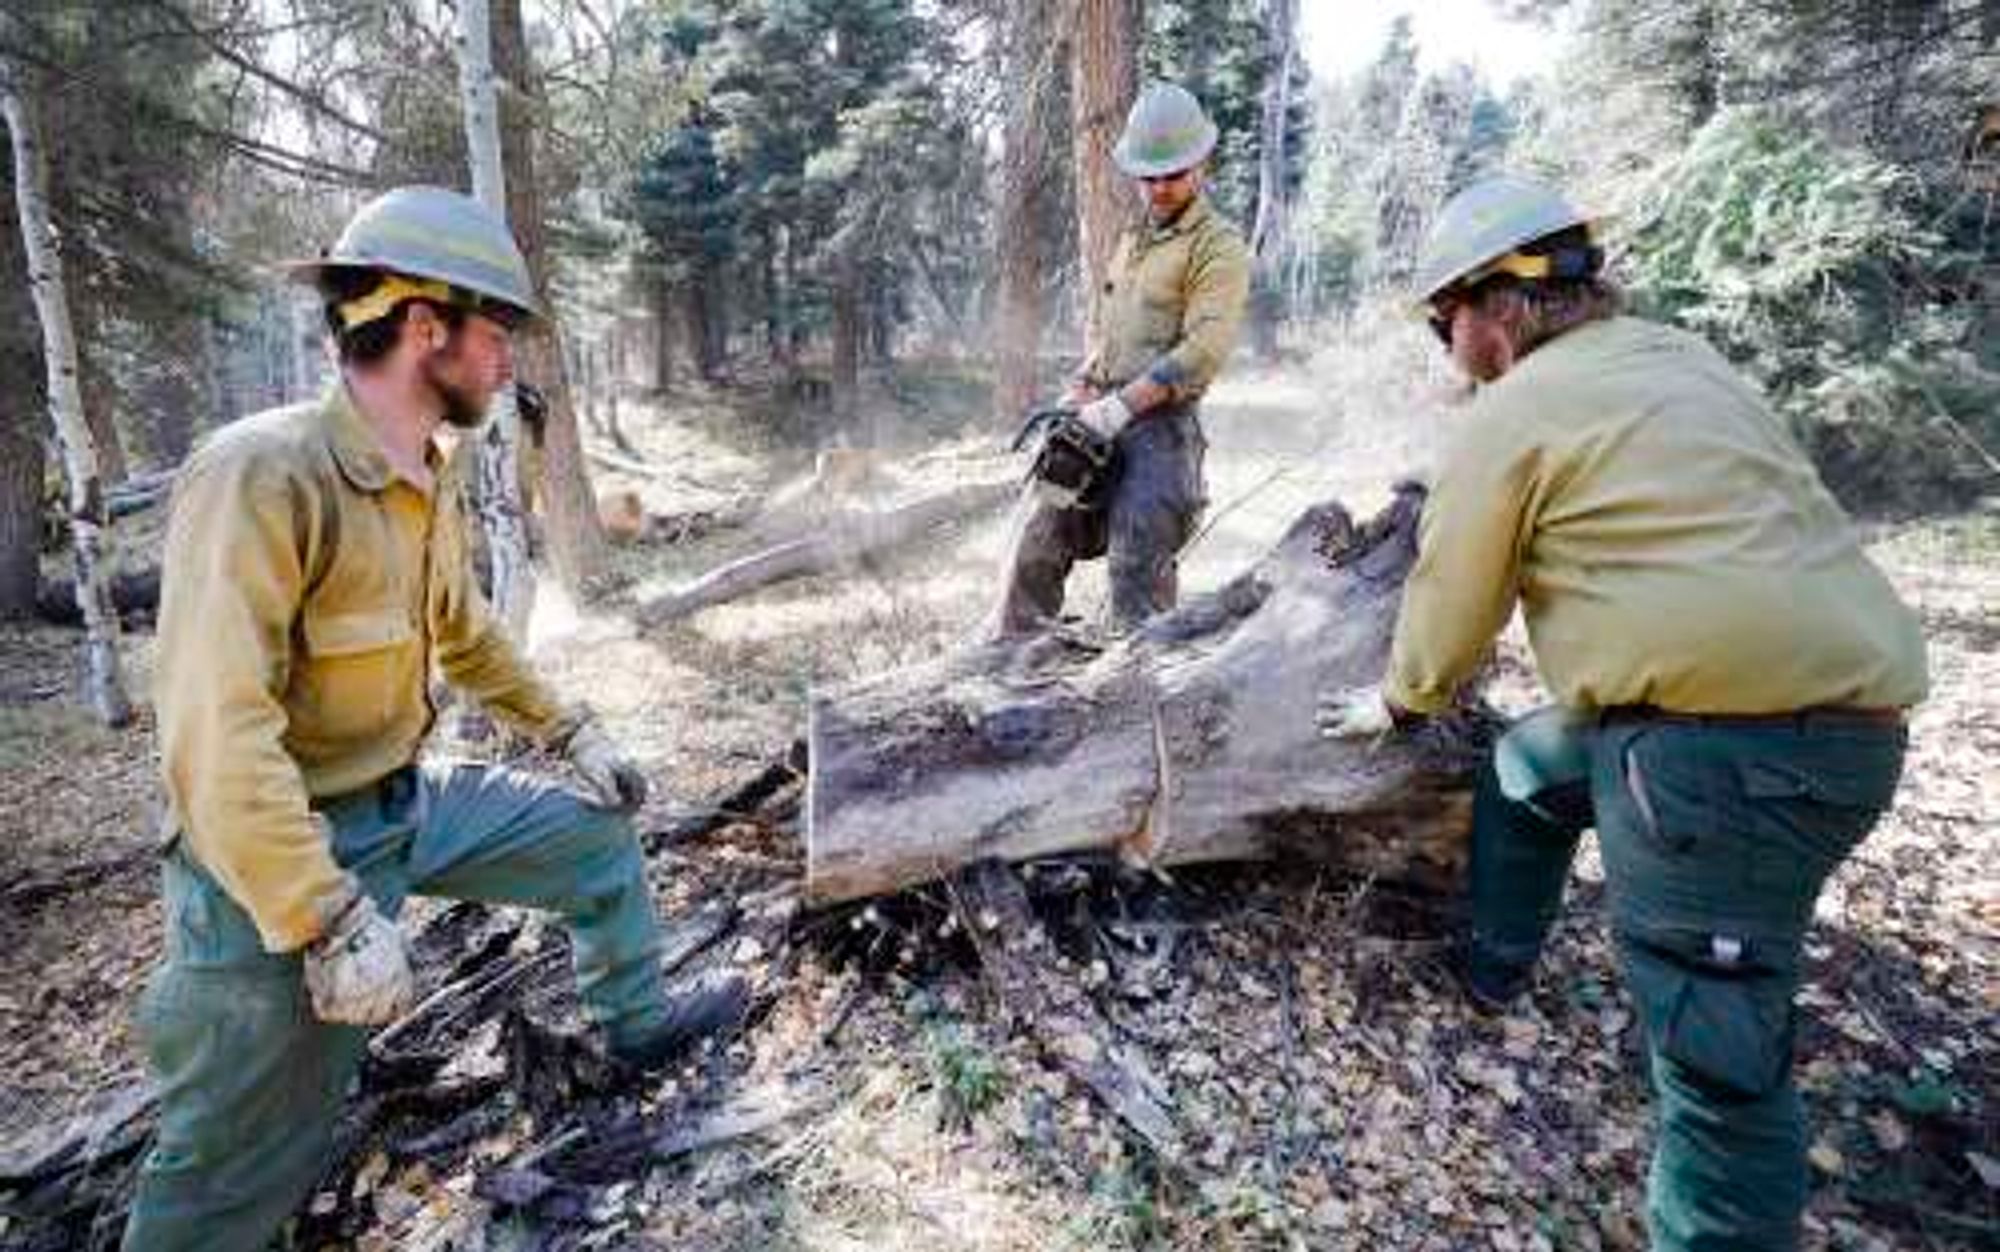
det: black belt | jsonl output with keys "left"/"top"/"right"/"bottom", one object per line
{"left": 1600, "top": 705, "right": 1905, "bottom": 730}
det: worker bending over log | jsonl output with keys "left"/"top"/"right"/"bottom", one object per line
{"left": 1319, "top": 175, "right": 1927, "bottom": 1252}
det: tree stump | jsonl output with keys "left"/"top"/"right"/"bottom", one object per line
{"left": 805, "top": 484, "right": 1500, "bottom": 905}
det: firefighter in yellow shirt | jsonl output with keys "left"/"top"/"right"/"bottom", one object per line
{"left": 123, "top": 188, "right": 742, "bottom": 1252}
{"left": 1320, "top": 175, "right": 1926, "bottom": 1252}
{"left": 997, "top": 81, "right": 1251, "bottom": 634}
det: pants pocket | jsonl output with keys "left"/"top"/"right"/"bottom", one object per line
{"left": 1625, "top": 939, "right": 1794, "bottom": 1100}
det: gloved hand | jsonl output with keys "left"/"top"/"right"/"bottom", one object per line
{"left": 564, "top": 717, "right": 649, "bottom": 812}
{"left": 1316, "top": 683, "right": 1403, "bottom": 740}
{"left": 303, "top": 876, "right": 414, "bottom": 1026}
{"left": 1076, "top": 393, "right": 1132, "bottom": 439}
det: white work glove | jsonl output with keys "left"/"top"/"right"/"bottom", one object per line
{"left": 1076, "top": 393, "right": 1132, "bottom": 439}
{"left": 303, "top": 876, "right": 414, "bottom": 1026}
{"left": 564, "top": 717, "right": 650, "bottom": 813}
{"left": 1316, "top": 683, "right": 1399, "bottom": 740}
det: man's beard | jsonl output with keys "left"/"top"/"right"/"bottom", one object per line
{"left": 426, "top": 360, "right": 491, "bottom": 429}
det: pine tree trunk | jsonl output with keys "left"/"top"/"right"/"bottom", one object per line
{"left": 830, "top": 252, "right": 860, "bottom": 418}
{"left": 493, "top": 0, "right": 608, "bottom": 594}
{"left": 456, "top": 0, "right": 534, "bottom": 639}
{"left": 0, "top": 162, "right": 39, "bottom": 621}
{"left": 0, "top": 388, "right": 40, "bottom": 621}
{"left": 1070, "top": 0, "right": 1141, "bottom": 346}
{"left": 994, "top": 0, "right": 1062, "bottom": 425}
{"left": 73, "top": 330, "right": 128, "bottom": 487}
{"left": 648, "top": 266, "right": 674, "bottom": 393}
{"left": 1248, "top": 0, "right": 1298, "bottom": 361}
{"left": 1, "top": 45, "right": 133, "bottom": 724}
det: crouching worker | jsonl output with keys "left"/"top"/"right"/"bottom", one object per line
{"left": 1317, "top": 175, "right": 1926, "bottom": 1251}
{"left": 123, "top": 187, "right": 743, "bottom": 1252}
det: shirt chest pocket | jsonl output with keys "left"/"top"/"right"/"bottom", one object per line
{"left": 1134, "top": 251, "right": 1185, "bottom": 341}
{"left": 295, "top": 607, "right": 422, "bottom": 744}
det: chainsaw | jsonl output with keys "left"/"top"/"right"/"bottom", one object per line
{"left": 1011, "top": 405, "right": 1117, "bottom": 510}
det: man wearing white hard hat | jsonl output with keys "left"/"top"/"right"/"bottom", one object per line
{"left": 123, "top": 187, "right": 743, "bottom": 1251}
{"left": 996, "top": 81, "right": 1251, "bottom": 634}
{"left": 1319, "top": 174, "right": 1926, "bottom": 1251}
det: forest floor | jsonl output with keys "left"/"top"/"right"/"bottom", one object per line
{"left": 0, "top": 350, "right": 1994, "bottom": 1252}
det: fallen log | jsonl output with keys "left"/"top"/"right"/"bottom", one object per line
{"left": 643, "top": 739, "right": 808, "bottom": 853}
{"left": 805, "top": 484, "right": 1500, "bottom": 905}
{"left": 634, "top": 479, "right": 1017, "bottom": 628}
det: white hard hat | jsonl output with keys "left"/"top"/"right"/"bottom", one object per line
{"left": 282, "top": 186, "right": 541, "bottom": 324}
{"left": 1412, "top": 175, "right": 1596, "bottom": 306}
{"left": 1114, "top": 82, "right": 1219, "bottom": 178}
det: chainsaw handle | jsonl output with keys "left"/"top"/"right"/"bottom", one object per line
{"left": 1011, "top": 404, "right": 1078, "bottom": 452}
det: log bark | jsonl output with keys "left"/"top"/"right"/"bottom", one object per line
{"left": 805, "top": 485, "right": 1498, "bottom": 905}
{"left": 634, "top": 480, "right": 1017, "bottom": 628}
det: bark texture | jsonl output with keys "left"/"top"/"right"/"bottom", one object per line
{"left": 993, "top": 0, "right": 1064, "bottom": 424}
{"left": 1, "top": 38, "right": 134, "bottom": 723}
{"left": 457, "top": 0, "right": 535, "bottom": 640}
{"left": 495, "top": 0, "right": 609, "bottom": 594}
{"left": 806, "top": 486, "right": 1496, "bottom": 905}
{"left": 1069, "top": 0, "right": 1141, "bottom": 346}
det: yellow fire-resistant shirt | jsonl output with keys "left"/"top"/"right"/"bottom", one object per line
{"left": 154, "top": 387, "right": 574, "bottom": 952}
{"left": 1386, "top": 316, "right": 1928, "bottom": 717}
{"left": 1081, "top": 194, "right": 1251, "bottom": 405}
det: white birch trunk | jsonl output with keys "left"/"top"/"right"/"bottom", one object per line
{"left": 455, "top": 0, "right": 534, "bottom": 641}
{"left": 0, "top": 45, "right": 134, "bottom": 726}
{"left": 1249, "top": 0, "right": 1298, "bottom": 262}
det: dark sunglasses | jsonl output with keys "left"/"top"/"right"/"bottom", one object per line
{"left": 1427, "top": 298, "right": 1461, "bottom": 347}
{"left": 472, "top": 299, "right": 529, "bottom": 332}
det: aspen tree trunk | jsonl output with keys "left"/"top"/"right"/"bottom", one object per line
{"left": 993, "top": 0, "right": 1061, "bottom": 424}
{"left": 1248, "top": 0, "right": 1298, "bottom": 360}
{"left": 1070, "top": 0, "right": 1141, "bottom": 350}
{"left": 494, "top": 0, "right": 608, "bottom": 594}
{"left": 456, "top": 0, "right": 535, "bottom": 639}
{"left": 0, "top": 45, "right": 134, "bottom": 725}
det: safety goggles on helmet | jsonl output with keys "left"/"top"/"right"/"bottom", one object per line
{"left": 1423, "top": 242, "right": 1606, "bottom": 348}
{"left": 334, "top": 273, "right": 529, "bottom": 334}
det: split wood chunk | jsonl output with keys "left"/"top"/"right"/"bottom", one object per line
{"left": 806, "top": 484, "right": 1498, "bottom": 905}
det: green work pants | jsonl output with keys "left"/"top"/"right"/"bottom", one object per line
{"left": 121, "top": 762, "right": 671, "bottom": 1252}
{"left": 1466, "top": 706, "right": 1906, "bottom": 1252}
{"left": 998, "top": 408, "right": 1207, "bottom": 633}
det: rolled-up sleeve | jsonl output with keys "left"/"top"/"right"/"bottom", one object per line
{"left": 1145, "top": 231, "right": 1250, "bottom": 402}
{"left": 156, "top": 455, "right": 346, "bottom": 951}
{"left": 1386, "top": 407, "right": 1542, "bottom": 714}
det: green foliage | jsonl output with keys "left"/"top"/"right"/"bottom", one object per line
{"left": 632, "top": 120, "right": 738, "bottom": 279}
{"left": 1622, "top": 108, "right": 1999, "bottom": 512}
{"left": 925, "top": 1018, "right": 1005, "bottom": 1126}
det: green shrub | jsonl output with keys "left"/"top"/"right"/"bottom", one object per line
{"left": 1621, "top": 109, "right": 1998, "bottom": 514}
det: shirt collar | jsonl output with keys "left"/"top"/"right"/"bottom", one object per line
{"left": 324, "top": 386, "right": 394, "bottom": 493}
{"left": 322, "top": 384, "right": 445, "bottom": 495}
{"left": 1146, "top": 194, "right": 1212, "bottom": 244}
